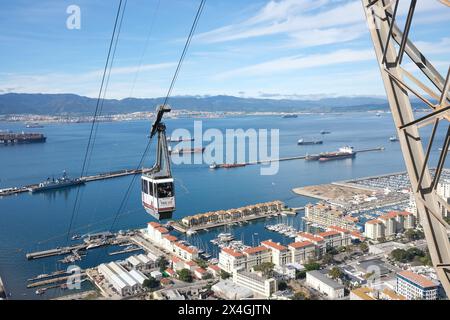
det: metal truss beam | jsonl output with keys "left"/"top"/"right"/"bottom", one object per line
{"left": 362, "top": 0, "right": 450, "bottom": 296}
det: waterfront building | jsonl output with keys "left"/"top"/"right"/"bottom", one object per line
{"left": 219, "top": 248, "right": 246, "bottom": 273}
{"left": 396, "top": 270, "right": 439, "bottom": 300}
{"left": 98, "top": 262, "right": 148, "bottom": 296}
{"left": 261, "top": 240, "right": 291, "bottom": 266}
{"left": 173, "top": 242, "right": 199, "bottom": 261}
{"left": 232, "top": 271, "right": 277, "bottom": 298}
{"left": 181, "top": 201, "right": 284, "bottom": 228}
{"left": 295, "top": 232, "right": 326, "bottom": 255}
{"left": 288, "top": 241, "right": 316, "bottom": 264}
{"left": 317, "top": 230, "right": 351, "bottom": 248}
{"left": 364, "top": 219, "right": 385, "bottom": 240}
{"left": 379, "top": 213, "right": 397, "bottom": 238}
{"left": 306, "top": 270, "right": 345, "bottom": 299}
{"left": 207, "top": 264, "right": 222, "bottom": 278}
{"left": 304, "top": 203, "right": 358, "bottom": 230}
{"left": 126, "top": 254, "right": 155, "bottom": 271}
{"left": 243, "top": 246, "right": 272, "bottom": 270}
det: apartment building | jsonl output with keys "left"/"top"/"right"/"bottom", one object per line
{"left": 396, "top": 270, "right": 439, "bottom": 300}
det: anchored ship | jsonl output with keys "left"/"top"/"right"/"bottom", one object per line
{"left": 282, "top": 114, "right": 298, "bottom": 118}
{"left": 209, "top": 162, "right": 247, "bottom": 169}
{"left": 0, "top": 132, "right": 46, "bottom": 145}
{"left": 298, "top": 138, "right": 323, "bottom": 145}
{"left": 169, "top": 147, "right": 205, "bottom": 155}
{"left": 31, "top": 171, "right": 84, "bottom": 193}
{"left": 318, "top": 146, "right": 355, "bottom": 162}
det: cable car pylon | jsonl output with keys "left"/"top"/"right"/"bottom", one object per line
{"left": 362, "top": 0, "right": 450, "bottom": 296}
{"left": 141, "top": 104, "right": 175, "bottom": 220}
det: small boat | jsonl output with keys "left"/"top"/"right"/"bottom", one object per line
{"left": 186, "top": 229, "right": 197, "bottom": 236}
{"left": 35, "top": 288, "right": 47, "bottom": 295}
{"left": 320, "top": 130, "right": 331, "bottom": 135}
{"left": 389, "top": 135, "right": 398, "bottom": 142}
{"left": 71, "top": 234, "right": 81, "bottom": 241}
{"left": 282, "top": 114, "right": 298, "bottom": 119}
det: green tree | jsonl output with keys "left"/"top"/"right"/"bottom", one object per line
{"left": 253, "top": 262, "right": 275, "bottom": 277}
{"left": 177, "top": 269, "right": 193, "bottom": 283}
{"left": 322, "top": 253, "right": 334, "bottom": 264}
{"left": 328, "top": 267, "right": 343, "bottom": 280}
{"left": 359, "top": 242, "right": 369, "bottom": 253}
{"left": 143, "top": 277, "right": 159, "bottom": 290}
{"left": 278, "top": 281, "right": 288, "bottom": 291}
{"left": 304, "top": 262, "right": 321, "bottom": 271}
{"left": 220, "top": 270, "right": 231, "bottom": 280}
{"left": 292, "top": 291, "right": 308, "bottom": 300}
{"left": 157, "top": 256, "right": 169, "bottom": 273}
{"left": 194, "top": 259, "right": 208, "bottom": 269}
{"left": 296, "top": 270, "right": 306, "bottom": 279}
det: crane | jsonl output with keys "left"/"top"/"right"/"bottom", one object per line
{"left": 141, "top": 104, "right": 176, "bottom": 220}
{"left": 362, "top": 0, "right": 450, "bottom": 296}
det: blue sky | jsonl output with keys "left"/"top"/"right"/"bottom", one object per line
{"left": 0, "top": 0, "right": 449, "bottom": 99}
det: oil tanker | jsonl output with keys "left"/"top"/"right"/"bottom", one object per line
{"left": 318, "top": 146, "right": 355, "bottom": 161}
{"left": 0, "top": 132, "right": 46, "bottom": 145}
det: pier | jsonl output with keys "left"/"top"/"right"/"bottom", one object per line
{"left": 26, "top": 244, "right": 88, "bottom": 260}
{"left": 212, "top": 146, "right": 384, "bottom": 168}
{"left": 0, "top": 167, "right": 152, "bottom": 197}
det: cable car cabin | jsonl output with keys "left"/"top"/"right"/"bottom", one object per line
{"left": 141, "top": 175, "right": 175, "bottom": 220}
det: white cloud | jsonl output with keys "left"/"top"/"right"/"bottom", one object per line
{"left": 215, "top": 48, "right": 376, "bottom": 79}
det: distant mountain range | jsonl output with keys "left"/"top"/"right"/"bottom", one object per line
{"left": 0, "top": 93, "right": 420, "bottom": 116}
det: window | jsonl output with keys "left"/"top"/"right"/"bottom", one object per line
{"left": 149, "top": 181, "right": 153, "bottom": 196}
{"left": 142, "top": 179, "right": 148, "bottom": 194}
{"left": 157, "top": 182, "right": 174, "bottom": 198}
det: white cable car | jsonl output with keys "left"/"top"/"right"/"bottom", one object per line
{"left": 141, "top": 176, "right": 175, "bottom": 218}
{"left": 141, "top": 105, "right": 176, "bottom": 220}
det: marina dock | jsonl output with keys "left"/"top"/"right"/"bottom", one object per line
{"left": 26, "top": 244, "right": 88, "bottom": 260}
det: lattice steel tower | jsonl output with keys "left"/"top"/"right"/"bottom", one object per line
{"left": 362, "top": 0, "right": 450, "bottom": 296}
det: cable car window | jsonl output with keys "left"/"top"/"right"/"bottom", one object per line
{"left": 142, "top": 179, "right": 148, "bottom": 194}
{"left": 157, "top": 182, "right": 173, "bottom": 198}
{"left": 149, "top": 181, "right": 153, "bottom": 196}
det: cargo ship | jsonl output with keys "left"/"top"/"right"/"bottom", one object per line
{"left": 25, "top": 123, "right": 44, "bottom": 129}
{"left": 318, "top": 146, "right": 355, "bottom": 162}
{"left": 209, "top": 162, "right": 247, "bottom": 169}
{"left": 169, "top": 147, "right": 205, "bottom": 155}
{"left": 0, "top": 132, "right": 46, "bottom": 145}
{"left": 30, "top": 171, "right": 85, "bottom": 193}
{"left": 282, "top": 114, "right": 298, "bottom": 118}
{"left": 298, "top": 138, "right": 323, "bottom": 145}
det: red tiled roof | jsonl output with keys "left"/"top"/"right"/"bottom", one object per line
{"left": 350, "top": 231, "right": 365, "bottom": 240}
{"left": 398, "top": 211, "right": 413, "bottom": 216}
{"left": 208, "top": 264, "right": 221, "bottom": 271}
{"left": 195, "top": 267, "right": 207, "bottom": 274}
{"left": 366, "top": 219, "right": 382, "bottom": 225}
{"left": 174, "top": 242, "right": 198, "bottom": 254}
{"left": 328, "top": 226, "right": 350, "bottom": 234}
{"left": 288, "top": 241, "right": 314, "bottom": 249}
{"left": 297, "top": 232, "right": 324, "bottom": 242}
{"left": 148, "top": 222, "right": 161, "bottom": 228}
{"left": 165, "top": 268, "right": 176, "bottom": 275}
{"left": 398, "top": 270, "right": 437, "bottom": 288}
{"left": 261, "top": 240, "right": 287, "bottom": 251}
{"left": 243, "top": 246, "right": 269, "bottom": 255}
{"left": 171, "top": 256, "right": 182, "bottom": 264}
{"left": 317, "top": 230, "right": 340, "bottom": 238}
{"left": 222, "top": 247, "right": 244, "bottom": 258}
{"left": 163, "top": 234, "right": 178, "bottom": 242}
{"left": 185, "top": 261, "right": 197, "bottom": 267}
{"left": 156, "top": 227, "right": 169, "bottom": 234}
